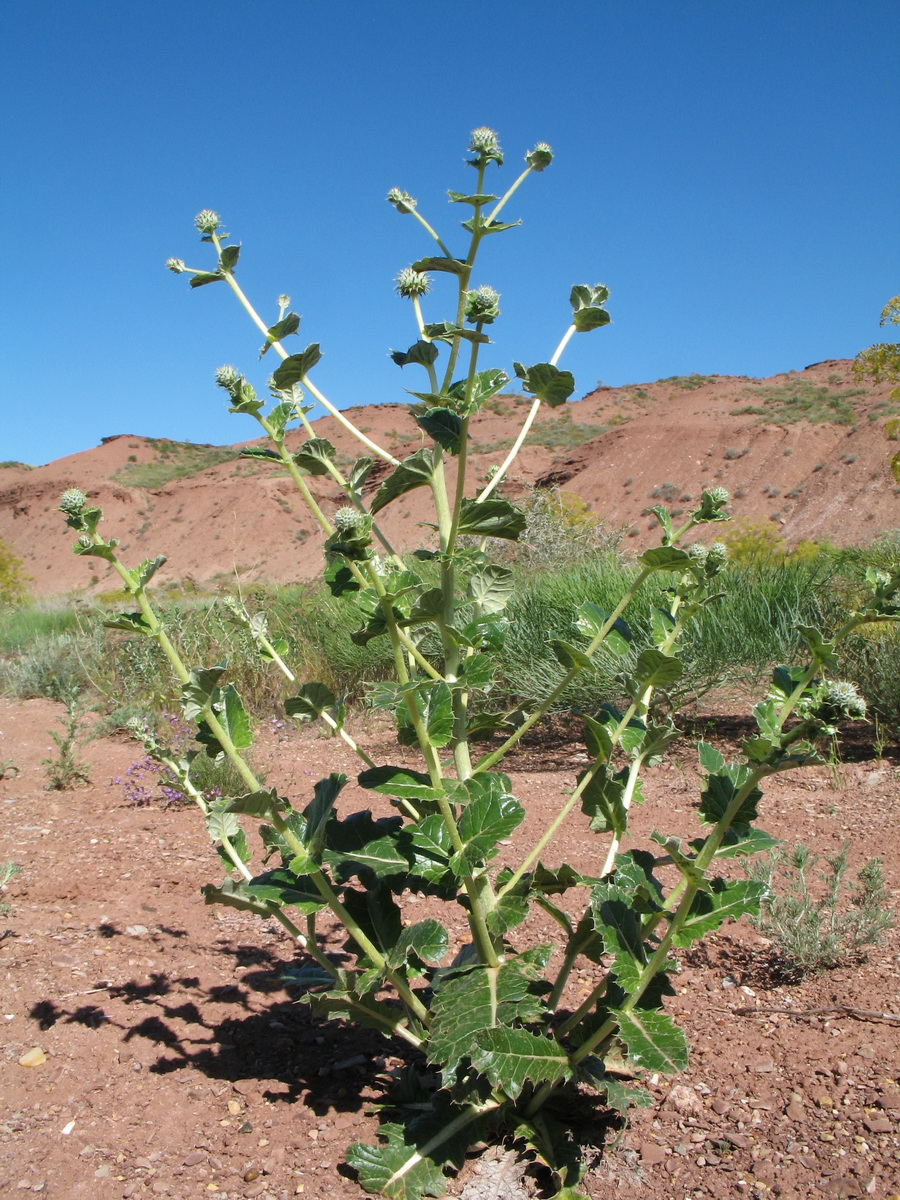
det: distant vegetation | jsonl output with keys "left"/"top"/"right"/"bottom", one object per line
{"left": 732, "top": 379, "right": 870, "bottom": 427}
{"left": 111, "top": 438, "right": 240, "bottom": 488}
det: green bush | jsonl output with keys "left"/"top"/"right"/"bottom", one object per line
{"left": 0, "top": 539, "right": 29, "bottom": 607}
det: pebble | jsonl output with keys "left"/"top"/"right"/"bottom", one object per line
{"left": 640, "top": 1141, "right": 668, "bottom": 1166}
{"left": 786, "top": 1101, "right": 806, "bottom": 1122}
{"left": 17, "top": 1047, "right": 47, "bottom": 1068}
{"left": 749, "top": 1056, "right": 775, "bottom": 1073}
{"left": 878, "top": 1092, "right": 900, "bottom": 1110}
{"left": 862, "top": 1115, "right": 891, "bottom": 1133}
{"left": 183, "top": 1152, "right": 207, "bottom": 1166}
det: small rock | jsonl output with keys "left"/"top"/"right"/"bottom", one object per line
{"left": 862, "top": 1115, "right": 891, "bottom": 1134}
{"left": 785, "top": 1102, "right": 806, "bottom": 1122}
{"left": 820, "top": 1177, "right": 862, "bottom": 1198}
{"left": 18, "top": 1048, "right": 47, "bottom": 1068}
{"left": 125, "top": 925, "right": 149, "bottom": 937}
{"left": 183, "top": 1152, "right": 206, "bottom": 1166}
{"left": 639, "top": 1142, "right": 668, "bottom": 1166}
{"left": 877, "top": 1092, "right": 900, "bottom": 1110}
{"left": 856, "top": 1044, "right": 875, "bottom": 1060}
{"left": 725, "top": 1132, "right": 751, "bottom": 1149}
{"left": 749, "top": 1056, "right": 775, "bottom": 1073}
{"left": 711, "top": 1098, "right": 732, "bottom": 1115}
{"left": 664, "top": 1084, "right": 704, "bottom": 1116}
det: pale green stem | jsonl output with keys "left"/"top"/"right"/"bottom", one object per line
{"left": 484, "top": 165, "right": 533, "bottom": 226}
{"left": 477, "top": 323, "right": 577, "bottom": 503}
{"left": 408, "top": 207, "right": 453, "bottom": 258}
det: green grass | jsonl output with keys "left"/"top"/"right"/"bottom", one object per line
{"left": 734, "top": 381, "right": 868, "bottom": 427}
{"left": 658, "top": 374, "right": 715, "bottom": 390}
{"left": 110, "top": 438, "right": 240, "bottom": 488}
{"left": 0, "top": 461, "right": 34, "bottom": 470}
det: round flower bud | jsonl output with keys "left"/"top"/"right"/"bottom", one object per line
{"left": 820, "top": 680, "right": 866, "bottom": 720}
{"left": 465, "top": 285, "right": 500, "bottom": 325}
{"left": 387, "top": 188, "right": 417, "bottom": 214}
{"left": 165, "top": 257, "right": 186, "bottom": 273}
{"left": 277, "top": 294, "right": 291, "bottom": 309}
{"left": 688, "top": 542, "right": 708, "bottom": 567}
{"left": 468, "top": 127, "right": 503, "bottom": 165}
{"left": 707, "top": 542, "right": 728, "bottom": 569}
{"left": 194, "top": 210, "right": 222, "bottom": 234}
{"left": 333, "top": 506, "right": 362, "bottom": 533}
{"left": 394, "top": 267, "right": 431, "bottom": 299}
{"left": 708, "top": 486, "right": 730, "bottom": 507}
{"left": 77, "top": 534, "right": 93, "bottom": 549}
{"left": 59, "top": 488, "right": 87, "bottom": 517}
{"left": 214, "top": 365, "right": 240, "bottom": 391}
{"left": 526, "top": 143, "right": 553, "bottom": 172}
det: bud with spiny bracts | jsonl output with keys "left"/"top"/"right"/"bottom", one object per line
{"left": 333, "top": 506, "right": 364, "bottom": 534}
{"left": 59, "top": 489, "right": 88, "bottom": 519}
{"left": 395, "top": 267, "right": 431, "bottom": 299}
{"left": 526, "top": 143, "right": 553, "bottom": 172}
{"left": 387, "top": 188, "right": 417, "bottom": 214}
{"left": 165, "top": 258, "right": 186, "bottom": 274}
{"left": 465, "top": 285, "right": 500, "bottom": 325}
{"left": 194, "top": 210, "right": 222, "bottom": 234}
{"left": 214, "top": 365, "right": 240, "bottom": 392}
{"left": 467, "top": 127, "right": 503, "bottom": 167}
{"left": 817, "top": 681, "right": 867, "bottom": 722}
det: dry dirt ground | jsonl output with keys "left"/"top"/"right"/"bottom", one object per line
{"left": 2, "top": 697, "right": 899, "bottom": 1200}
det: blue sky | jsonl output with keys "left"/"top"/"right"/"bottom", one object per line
{"left": 2, "top": 1, "right": 897, "bottom": 465}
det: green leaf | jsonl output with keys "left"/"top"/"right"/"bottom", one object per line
{"left": 485, "top": 893, "right": 530, "bottom": 936}
{"left": 240, "top": 447, "right": 281, "bottom": 462}
{"left": 460, "top": 368, "right": 510, "bottom": 413}
{"left": 455, "top": 784, "right": 524, "bottom": 873}
{"left": 551, "top": 639, "right": 593, "bottom": 671}
{"left": 224, "top": 788, "right": 289, "bottom": 817}
{"left": 569, "top": 283, "right": 611, "bottom": 332}
{"left": 698, "top": 760, "right": 762, "bottom": 828}
{"left": 590, "top": 895, "right": 646, "bottom": 991}
{"left": 324, "top": 561, "right": 360, "bottom": 596}
{"left": 219, "top": 244, "right": 240, "bottom": 271}
{"left": 460, "top": 613, "right": 509, "bottom": 650}
{"left": 270, "top": 398, "right": 304, "bottom": 440}
{"left": 389, "top": 919, "right": 449, "bottom": 968}
{"left": 243, "top": 869, "right": 326, "bottom": 913}
{"left": 205, "top": 802, "right": 248, "bottom": 859}
{"left": 580, "top": 765, "right": 628, "bottom": 838}
{"left": 672, "top": 878, "right": 766, "bottom": 947}
{"left": 632, "top": 648, "right": 683, "bottom": 689}
{"left": 271, "top": 343, "right": 322, "bottom": 389}
{"left": 577, "top": 1058, "right": 652, "bottom": 1113}
{"left": 420, "top": 681, "right": 453, "bottom": 748}
{"left": 358, "top": 765, "right": 440, "bottom": 802}
{"left": 576, "top": 602, "right": 633, "bottom": 656}
{"left": 201, "top": 879, "right": 272, "bottom": 916}
{"left": 324, "top": 810, "right": 409, "bottom": 881}
{"left": 648, "top": 505, "right": 674, "bottom": 542}
{"left": 103, "top": 611, "right": 154, "bottom": 635}
{"left": 189, "top": 271, "right": 224, "bottom": 288}
{"left": 341, "top": 882, "right": 403, "bottom": 966}
{"left": 135, "top": 555, "right": 166, "bottom": 588}
{"left": 347, "top": 1124, "right": 447, "bottom": 1200}
{"left": 457, "top": 498, "right": 526, "bottom": 540}
{"left": 422, "top": 322, "right": 490, "bottom": 346}
{"left": 467, "top": 564, "right": 514, "bottom": 614}
{"left": 650, "top": 831, "right": 707, "bottom": 890}
{"left": 391, "top": 340, "right": 440, "bottom": 369}
{"left": 405, "top": 815, "right": 453, "bottom": 884}
{"left": 639, "top": 546, "right": 693, "bottom": 571}
{"left": 370, "top": 448, "right": 435, "bottom": 515}
{"left": 199, "top": 682, "right": 252, "bottom": 753}
{"left": 285, "top": 682, "right": 337, "bottom": 722}
{"left": 292, "top": 437, "right": 336, "bottom": 475}
{"left": 512, "top": 361, "right": 575, "bottom": 408}
{"left": 412, "top": 255, "right": 469, "bottom": 275}
{"left": 260, "top": 311, "right": 300, "bottom": 357}
{"left": 461, "top": 216, "right": 521, "bottom": 235}
{"left": 460, "top": 653, "right": 494, "bottom": 691}
{"left": 796, "top": 623, "right": 838, "bottom": 669}
{"left": 446, "top": 191, "right": 497, "bottom": 205}
{"left": 181, "top": 664, "right": 226, "bottom": 720}
{"left": 471, "top": 1027, "right": 571, "bottom": 1100}
{"left": 414, "top": 408, "right": 463, "bottom": 453}
{"left": 612, "top": 1008, "right": 688, "bottom": 1074}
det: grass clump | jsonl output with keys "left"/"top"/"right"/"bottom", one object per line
{"left": 0, "top": 540, "right": 29, "bottom": 607}
{"left": 747, "top": 842, "right": 894, "bottom": 978}
{"left": 111, "top": 438, "right": 240, "bottom": 487}
{"left": 737, "top": 380, "right": 867, "bottom": 427}
{"left": 658, "top": 373, "right": 714, "bottom": 390}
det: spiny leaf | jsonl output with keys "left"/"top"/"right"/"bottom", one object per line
{"left": 414, "top": 408, "right": 463, "bottom": 453}
{"left": 242, "top": 869, "right": 327, "bottom": 913}
{"left": 271, "top": 343, "right": 322, "bottom": 389}
{"left": 512, "top": 361, "right": 575, "bottom": 408}
{"left": 612, "top": 1007, "right": 688, "bottom": 1074}
{"left": 358, "top": 765, "right": 440, "bottom": 802}
{"left": 189, "top": 271, "right": 224, "bottom": 288}
{"left": 224, "top": 788, "right": 289, "bottom": 817}
{"left": 470, "top": 1027, "right": 572, "bottom": 1100}
{"left": 260, "top": 311, "right": 300, "bottom": 357}
{"left": 292, "top": 438, "right": 336, "bottom": 475}
{"left": 467, "top": 564, "right": 514, "bottom": 614}
{"left": 672, "top": 878, "right": 766, "bottom": 947}
{"left": 181, "top": 664, "right": 226, "bottom": 720}
{"left": 457, "top": 498, "right": 526, "bottom": 540}
{"left": 370, "top": 449, "right": 435, "bottom": 515}
{"left": 285, "top": 682, "right": 337, "bottom": 721}
{"left": 391, "top": 340, "right": 440, "bottom": 369}
{"left": 347, "top": 1124, "right": 447, "bottom": 1200}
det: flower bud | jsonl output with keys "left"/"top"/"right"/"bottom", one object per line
{"left": 708, "top": 486, "right": 729, "bottom": 507}
{"left": 468, "top": 127, "right": 503, "bottom": 166}
{"left": 819, "top": 680, "right": 867, "bottom": 720}
{"left": 77, "top": 534, "right": 93, "bottom": 549}
{"left": 387, "top": 188, "right": 417, "bottom": 214}
{"left": 165, "top": 257, "right": 186, "bottom": 273}
{"left": 688, "top": 542, "right": 708, "bottom": 567}
{"left": 333, "top": 506, "right": 363, "bottom": 533}
{"left": 59, "top": 488, "right": 87, "bottom": 518}
{"left": 465, "top": 285, "right": 500, "bottom": 325}
{"left": 707, "top": 542, "right": 728, "bottom": 570}
{"left": 214, "top": 365, "right": 240, "bottom": 391}
{"left": 277, "top": 294, "right": 291, "bottom": 309}
{"left": 194, "top": 210, "right": 222, "bottom": 234}
{"left": 526, "top": 143, "right": 553, "bottom": 171}
{"left": 394, "top": 267, "right": 431, "bottom": 299}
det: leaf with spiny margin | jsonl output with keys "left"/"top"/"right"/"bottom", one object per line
{"left": 388, "top": 919, "right": 449, "bottom": 969}
{"left": 551, "top": 639, "right": 593, "bottom": 671}
{"left": 205, "top": 802, "right": 250, "bottom": 864}
{"left": 466, "top": 563, "right": 514, "bottom": 615}
{"left": 104, "top": 611, "right": 154, "bottom": 635}
{"left": 459, "top": 368, "right": 510, "bottom": 413}
{"left": 583, "top": 712, "right": 615, "bottom": 763}
{"left": 770, "top": 664, "right": 807, "bottom": 703}
{"left": 224, "top": 788, "right": 288, "bottom": 817}
{"left": 580, "top": 764, "right": 627, "bottom": 837}
{"left": 347, "top": 1124, "right": 447, "bottom": 1200}
{"left": 135, "top": 555, "right": 166, "bottom": 588}
{"left": 470, "top": 1027, "right": 571, "bottom": 1100}
{"left": 203, "top": 683, "right": 252, "bottom": 753}
{"left": 348, "top": 456, "right": 374, "bottom": 491}
{"left": 323, "top": 810, "right": 407, "bottom": 881}
{"left": 577, "top": 1058, "right": 652, "bottom": 1113}
{"left": 302, "top": 773, "right": 347, "bottom": 851}
{"left": 697, "top": 756, "right": 762, "bottom": 828}
{"left": 576, "top": 602, "right": 633, "bottom": 656}
{"left": 631, "top": 720, "right": 679, "bottom": 767}
{"left": 691, "top": 825, "right": 777, "bottom": 859}
{"left": 242, "top": 869, "right": 327, "bottom": 913}
{"left": 513, "top": 361, "right": 575, "bottom": 408}
{"left": 266, "top": 401, "right": 299, "bottom": 441}
{"left": 271, "top": 344, "right": 322, "bottom": 389}
{"left": 457, "top": 497, "right": 526, "bottom": 540}
{"left": 651, "top": 606, "right": 677, "bottom": 647}
{"left": 181, "top": 664, "right": 226, "bottom": 720}
{"left": 485, "top": 893, "right": 530, "bottom": 937}
{"left": 672, "top": 878, "right": 766, "bottom": 947}
{"left": 259, "top": 311, "right": 300, "bottom": 358}
{"left": 419, "top": 681, "right": 453, "bottom": 748}
{"left": 461, "top": 215, "right": 521, "bottom": 234}
{"left": 460, "top": 653, "right": 494, "bottom": 691}
{"left": 218, "top": 243, "right": 240, "bottom": 271}
{"left": 632, "top": 648, "right": 683, "bottom": 690}
{"left": 796, "top": 623, "right": 838, "bottom": 669}
{"left": 613, "top": 1008, "right": 688, "bottom": 1074}
{"left": 412, "top": 255, "right": 468, "bottom": 275}
{"left": 454, "top": 788, "right": 524, "bottom": 873}
{"left": 358, "top": 765, "right": 439, "bottom": 802}
{"left": 459, "top": 613, "right": 509, "bottom": 650}
{"left": 370, "top": 448, "right": 435, "bottom": 515}
{"left": 201, "top": 878, "right": 273, "bottom": 916}
{"left": 590, "top": 896, "right": 646, "bottom": 990}
{"left": 292, "top": 437, "right": 336, "bottom": 476}
{"left": 414, "top": 408, "right": 462, "bottom": 453}
{"left": 189, "top": 270, "right": 224, "bottom": 288}
{"left": 404, "top": 815, "right": 452, "bottom": 884}
{"left": 240, "top": 447, "right": 281, "bottom": 462}
{"left": 391, "top": 339, "right": 439, "bottom": 369}
{"left": 428, "top": 948, "right": 552, "bottom": 1075}
{"left": 285, "top": 682, "right": 337, "bottom": 722}
{"left": 446, "top": 191, "right": 497, "bottom": 205}
{"left": 650, "top": 831, "right": 708, "bottom": 890}
{"left": 639, "top": 546, "right": 693, "bottom": 571}
{"left": 649, "top": 504, "right": 674, "bottom": 543}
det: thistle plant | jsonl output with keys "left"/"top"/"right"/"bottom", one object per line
{"left": 61, "top": 131, "right": 900, "bottom": 1199}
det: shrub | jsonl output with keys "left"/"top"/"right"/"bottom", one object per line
{"left": 57, "top": 132, "right": 899, "bottom": 1199}
{"left": 0, "top": 539, "right": 29, "bottom": 607}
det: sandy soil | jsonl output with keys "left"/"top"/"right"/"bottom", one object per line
{"left": 2, "top": 696, "right": 898, "bottom": 1200}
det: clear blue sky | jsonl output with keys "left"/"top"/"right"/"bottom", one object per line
{"left": 2, "top": 1, "right": 897, "bottom": 466}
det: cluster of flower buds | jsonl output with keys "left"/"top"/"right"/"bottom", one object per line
{"left": 813, "top": 680, "right": 867, "bottom": 723}
{"left": 465, "top": 285, "right": 500, "bottom": 325}
{"left": 194, "top": 209, "right": 222, "bottom": 234}
{"left": 526, "top": 143, "right": 553, "bottom": 172}
{"left": 165, "top": 257, "right": 187, "bottom": 274}
{"left": 688, "top": 540, "right": 729, "bottom": 577}
{"left": 386, "top": 188, "right": 417, "bottom": 215}
{"left": 333, "top": 506, "right": 365, "bottom": 534}
{"left": 467, "top": 127, "right": 503, "bottom": 167}
{"left": 214, "top": 365, "right": 257, "bottom": 407}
